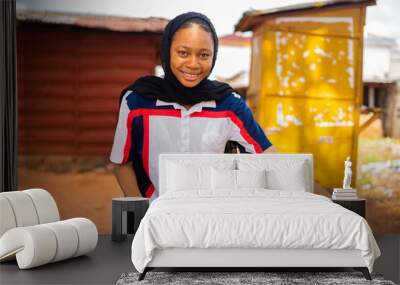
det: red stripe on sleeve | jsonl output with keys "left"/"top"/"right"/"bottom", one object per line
{"left": 145, "top": 184, "right": 155, "bottom": 198}
{"left": 142, "top": 111, "right": 149, "bottom": 175}
{"left": 122, "top": 111, "right": 135, "bottom": 163}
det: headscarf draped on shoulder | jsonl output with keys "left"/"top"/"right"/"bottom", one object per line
{"left": 120, "top": 11, "right": 234, "bottom": 106}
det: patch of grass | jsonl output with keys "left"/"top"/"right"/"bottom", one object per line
{"left": 359, "top": 137, "right": 400, "bottom": 147}
{"left": 361, "top": 154, "right": 382, "bottom": 164}
{"left": 358, "top": 137, "right": 400, "bottom": 164}
{"left": 358, "top": 175, "right": 372, "bottom": 185}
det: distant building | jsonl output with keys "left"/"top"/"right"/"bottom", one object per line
{"left": 364, "top": 33, "right": 400, "bottom": 82}
{"left": 211, "top": 33, "right": 251, "bottom": 97}
{"left": 362, "top": 33, "right": 400, "bottom": 138}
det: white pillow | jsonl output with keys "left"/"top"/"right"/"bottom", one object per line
{"left": 211, "top": 168, "right": 268, "bottom": 190}
{"left": 236, "top": 169, "right": 267, "bottom": 189}
{"left": 167, "top": 162, "right": 211, "bottom": 191}
{"left": 211, "top": 168, "right": 236, "bottom": 190}
{"left": 266, "top": 164, "right": 307, "bottom": 191}
{"left": 237, "top": 159, "right": 308, "bottom": 191}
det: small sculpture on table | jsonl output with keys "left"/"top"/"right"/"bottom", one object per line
{"left": 343, "top": 156, "right": 352, "bottom": 189}
{"left": 332, "top": 157, "right": 358, "bottom": 200}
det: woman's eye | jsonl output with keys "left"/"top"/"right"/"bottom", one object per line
{"left": 178, "top": 50, "right": 188, "bottom": 57}
{"left": 200, "top": 53, "right": 210, "bottom": 59}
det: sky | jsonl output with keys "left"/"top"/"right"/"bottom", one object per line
{"left": 16, "top": 0, "right": 400, "bottom": 42}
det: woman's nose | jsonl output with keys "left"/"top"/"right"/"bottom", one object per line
{"left": 186, "top": 55, "right": 200, "bottom": 69}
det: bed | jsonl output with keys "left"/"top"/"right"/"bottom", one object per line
{"left": 131, "top": 153, "right": 381, "bottom": 281}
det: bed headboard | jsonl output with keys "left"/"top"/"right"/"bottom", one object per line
{"left": 159, "top": 153, "right": 314, "bottom": 196}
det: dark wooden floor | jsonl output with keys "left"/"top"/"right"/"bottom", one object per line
{"left": 0, "top": 234, "right": 399, "bottom": 285}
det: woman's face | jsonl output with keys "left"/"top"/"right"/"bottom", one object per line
{"left": 170, "top": 24, "right": 214, "bottom": 88}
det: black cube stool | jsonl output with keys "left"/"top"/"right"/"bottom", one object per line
{"left": 332, "top": 198, "right": 366, "bottom": 218}
{"left": 112, "top": 197, "right": 149, "bottom": 242}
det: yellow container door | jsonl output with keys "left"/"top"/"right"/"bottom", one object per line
{"left": 249, "top": 7, "right": 366, "bottom": 190}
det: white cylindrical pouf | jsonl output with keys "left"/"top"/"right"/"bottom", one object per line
{"left": 42, "top": 221, "right": 79, "bottom": 263}
{"left": 0, "top": 226, "right": 57, "bottom": 269}
{"left": 0, "top": 192, "right": 39, "bottom": 227}
{"left": 0, "top": 196, "right": 17, "bottom": 237}
{"left": 0, "top": 189, "right": 98, "bottom": 269}
{"left": 24, "top": 189, "right": 60, "bottom": 224}
{"left": 63, "top": 218, "right": 98, "bottom": 257}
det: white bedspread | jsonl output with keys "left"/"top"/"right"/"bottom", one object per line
{"left": 131, "top": 190, "right": 380, "bottom": 273}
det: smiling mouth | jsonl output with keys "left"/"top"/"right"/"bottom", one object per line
{"left": 181, "top": 71, "right": 201, "bottom": 81}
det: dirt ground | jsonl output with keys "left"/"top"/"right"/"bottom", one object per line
{"left": 18, "top": 157, "right": 123, "bottom": 234}
{"left": 17, "top": 115, "right": 400, "bottom": 234}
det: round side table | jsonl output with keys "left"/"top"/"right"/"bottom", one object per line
{"left": 112, "top": 197, "right": 149, "bottom": 242}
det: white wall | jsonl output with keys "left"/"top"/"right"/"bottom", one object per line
{"left": 389, "top": 51, "right": 400, "bottom": 80}
{"left": 363, "top": 46, "right": 392, "bottom": 81}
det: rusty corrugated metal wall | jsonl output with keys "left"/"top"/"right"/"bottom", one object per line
{"left": 17, "top": 23, "right": 161, "bottom": 156}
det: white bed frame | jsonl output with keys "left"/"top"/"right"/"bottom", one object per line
{"left": 140, "top": 153, "right": 370, "bottom": 280}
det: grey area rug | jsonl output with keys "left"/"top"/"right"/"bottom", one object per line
{"left": 116, "top": 271, "right": 396, "bottom": 285}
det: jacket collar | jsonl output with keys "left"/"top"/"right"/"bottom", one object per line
{"left": 156, "top": 99, "right": 216, "bottom": 115}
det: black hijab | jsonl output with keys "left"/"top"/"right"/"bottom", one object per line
{"left": 120, "top": 12, "right": 234, "bottom": 106}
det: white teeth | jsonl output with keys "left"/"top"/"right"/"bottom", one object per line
{"left": 182, "top": 72, "right": 199, "bottom": 80}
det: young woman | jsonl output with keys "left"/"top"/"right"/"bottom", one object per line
{"left": 109, "top": 12, "right": 276, "bottom": 199}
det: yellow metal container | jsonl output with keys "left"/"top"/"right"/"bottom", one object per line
{"left": 236, "top": 1, "right": 375, "bottom": 191}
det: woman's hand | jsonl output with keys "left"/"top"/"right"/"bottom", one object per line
{"left": 263, "top": 145, "right": 277, "bottom": 153}
{"left": 109, "top": 162, "right": 142, "bottom": 197}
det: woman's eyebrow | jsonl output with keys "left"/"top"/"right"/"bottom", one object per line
{"left": 176, "top": 45, "right": 189, "bottom": 49}
{"left": 176, "top": 45, "right": 212, "bottom": 52}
